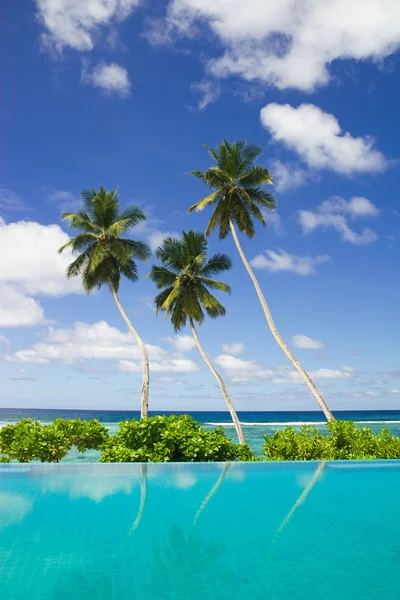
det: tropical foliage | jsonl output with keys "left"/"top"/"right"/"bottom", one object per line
{"left": 148, "top": 230, "right": 246, "bottom": 444}
{"left": 188, "top": 139, "right": 276, "bottom": 239}
{"left": 100, "top": 415, "right": 255, "bottom": 462}
{"left": 188, "top": 140, "right": 334, "bottom": 421}
{"left": 263, "top": 421, "right": 400, "bottom": 461}
{"left": 0, "top": 418, "right": 108, "bottom": 463}
{"left": 58, "top": 187, "right": 151, "bottom": 417}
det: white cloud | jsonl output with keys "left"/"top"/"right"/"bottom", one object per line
{"left": 119, "top": 358, "right": 199, "bottom": 373}
{"left": 82, "top": 61, "right": 131, "bottom": 97}
{"left": 6, "top": 320, "right": 199, "bottom": 373}
{"left": 250, "top": 249, "right": 330, "bottom": 275}
{"left": 0, "top": 189, "right": 27, "bottom": 212}
{"left": 0, "top": 334, "right": 11, "bottom": 350}
{"left": 0, "top": 493, "right": 33, "bottom": 527}
{"left": 35, "top": 0, "right": 140, "bottom": 53}
{"left": 221, "top": 343, "right": 244, "bottom": 356}
{"left": 40, "top": 469, "right": 141, "bottom": 502}
{"left": 270, "top": 160, "right": 309, "bottom": 192}
{"left": 150, "top": 0, "right": 400, "bottom": 92}
{"left": 261, "top": 103, "right": 388, "bottom": 175}
{"left": 392, "top": 389, "right": 400, "bottom": 395}
{"left": 292, "top": 334, "right": 324, "bottom": 349}
{"left": 298, "top": 196, "right": 379, "bottom": 245}
{"left": 190, "top": 78, "right": 221, "bottom": 110}
{"left": 0, "top": 218, "right": 81, "bottom": 296}
{"left": 215, "top": 354, "right": 354, "bottom": 384}
{"left": 0, "top": 218, "right": 82, "bottom": 326}
{"left": 265, "top": 211, "right": 284, "bottom": 235}
{"left": 0, "top": 284, "right": 45, "bottom": 327}
{"left": 147, "top": 230, "right": 180, "bottom": 252}
{"left": 318, "top": 196, "right": 379, "bottom": 218}
{"left": 164, "top": 335, "right": 196, "bottom": 354}
{"left": 48, "top": 189, "right": 82, "bottom": 211}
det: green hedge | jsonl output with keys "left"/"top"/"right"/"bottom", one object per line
{"left": 100, "top": 415, "right": 255, "bottom": 462}
{"left": 1, "top": 417, "right": 399, "bottom": 463}
{"left": 0, "top": 418, "right": 109, "bottom": 463}
{"left": 263, "top": 420, "right": 400, "bottom": 460}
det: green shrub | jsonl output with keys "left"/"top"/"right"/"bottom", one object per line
{"left": 0, "top": 418, "right": 109, "bottom": 463}
{"left": 263, "top": 420, "right": 400, "bottom": 461}
{"left": 100, "top": 414, "right": 255, "bottom": 462}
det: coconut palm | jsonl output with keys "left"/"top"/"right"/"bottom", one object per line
{"left": 188, "top": 140, "right": 334, "bottom": 421}
{"left": 58, "top": 187, "right": 151, "bottom": 418}
{"left": 149, "top": 230, "right": 246, "bottom": 444}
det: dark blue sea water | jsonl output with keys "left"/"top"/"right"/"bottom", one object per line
{"left": 1, "top": 408, "right": 400, "bottom": 460}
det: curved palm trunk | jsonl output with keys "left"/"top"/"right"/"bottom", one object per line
{"left": 276, "top": 461, "right": 326, "bottom": 534}
{"left": 189, "top": 318, "right": 246, "bottom": 445}
{"left": 109, "top": 282, "right": 150, "bottom": 418}
{"left": 229, "top": 219, "right": 334, "bottom": 421}
{"left": 131, "top": 464, "right": 148, "bottom": 532}
{"left": 193, "top": 463, "right": 231, "bottom": 526}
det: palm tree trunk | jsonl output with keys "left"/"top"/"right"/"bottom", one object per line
{"left": 229, "top": 219, "right": 334, "bottom": 421}
{"left": 193, "top": 463, "right": 231, "bottom": 526}
{"left": 131, "top": 464, "right": 148, "bottom": 532}
{"left": 189, "top": 318, "right": 246, "bottom": 445}
{"left": 109, "top": 281, "right": 150, "bottom": 419}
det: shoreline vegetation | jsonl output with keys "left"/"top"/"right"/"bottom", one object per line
{"left": 1, "top": 416, "right": 400, "bottom": 464}
{"left": 58, "top": 140, "right": 336, "bottom": 445}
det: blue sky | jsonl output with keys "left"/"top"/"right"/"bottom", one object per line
{"left": 1, "top": 0, "right": 399, "bottom": 412}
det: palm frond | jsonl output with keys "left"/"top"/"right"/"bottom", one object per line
{"left": 204, "top": 201, "right": 225, "bottom": 237}
{"left": 154, "top": 288, "right": 174, "bottom": 315}
{"left": 202, "top": 167, "right": 231, "bottom": 188}
{"left": 188, "top": 191, "right": 220, "bottom": 213}
{"left": 236, "top": 143, "right": 263, "bottom": 175}
{"left": 247, "top": 189, "right": 277, "bottom": 211}
{"left": 200, "top": 253, "right": 232, "bottom": 276}
{"left": 90, "top": 188, "right": 119, "bottom": 229}
{"left": 196, "top": 284, "right": 226, "bottom": 318}
{"left": 118, "top": 238, "right": 151, "bottom": 261}
{"left": 187, "top": 170, "right": 206, "bottom": 182}
{"left": 238, "top": 165, "right": 272, "bottom": 187}
{"left": 204, "top": 145, "right": 219, "bottom": 162}
{"left": 109, "top": 239, "right": 135, "bottom": 264}
{"left": 149, "top": 266, "right": 178, "bottom": 288}
{"left": 231, "top": 200, "right": 255, "bottom": 238}
{"left": 119, "top": 259, "right": 139, "bottom": 283}
{"left": 156, "top": 236, "right": 185, "bottom": 272}
{"left": 58, "top": 233, "right": 97, "bottom": 254}
{"left": 161, "top": 277, "right": 182, "bottom": 310}
{"left": 236, "top": 189, "right": 266, "bottom": 227}
{"left": 87, "top": 242, "right": 110, "bottom": 273}
{"left": 149, "top": 230, "right": 230, "bottom": 330}
{"left": 188, "top": 141, "right": 276, "bottom": 243}
{"left": 106, "top": 207, "right": 147, "bottom": 237}
{"left": 66, "top": 248, "right": 92, "bottom": 279}
{"left": 61, "top": 211, "right": 99, "bottom": 233}
{"left": 199, "top": 277, "right": 231, "bottom": 293}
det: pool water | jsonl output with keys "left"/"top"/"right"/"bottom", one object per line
{"left": 0, "top": 462, "right": 399, "bottom": 599}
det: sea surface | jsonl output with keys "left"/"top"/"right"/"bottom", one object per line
{"left": 1, "top": 408, "right": 400, "bottom": 461}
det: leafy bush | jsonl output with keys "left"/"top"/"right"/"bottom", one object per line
{"left": 263, "top": 420, "right": 400, "bottom": 461}
{"left": 100, "top": 414, "right": 255, "bottom": 462}
{"left": 0, "top": 418, "right": 109, "bottom": 463}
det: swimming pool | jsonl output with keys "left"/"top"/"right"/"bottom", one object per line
{"left": 0, "top": 461, "right": 399, "bottom": 599}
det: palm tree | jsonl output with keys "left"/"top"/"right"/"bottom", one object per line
{"left": 148, "top": 230, "right": 246, "bottom": 444}
{"left": 188, "top": 140, "right": 334, "bottom": 421}
{"left": 58, "top": 187, "right": 151, "bottom": 418}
